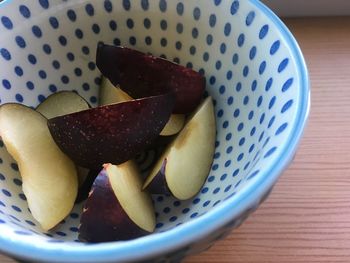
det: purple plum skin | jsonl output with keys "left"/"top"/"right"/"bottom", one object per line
{"left": 48, "top": 94, "right": 175, "bottom": 169}
{"left": 145, "top": 158, "right": 172, "bottom": 196}
{"left": 96, "top": 44, "right": 205, "bottom": 114}
{"left": 79, "top": 168, "right": 150, "bottom": 242}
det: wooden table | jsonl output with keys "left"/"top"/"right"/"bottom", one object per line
{"left": 1, "top": 17, "right": 350, "bottom": 263}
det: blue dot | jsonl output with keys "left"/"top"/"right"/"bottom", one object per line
{"left": 202, "top": 52, "right": 209, "bottom": 61}
{"left": 217, "top": 109, "right": 224, "bottom": 118}
{"left": 213, "top": 187, "right": 220, "bottom": 194}
{"left": 0, "top": 200, "right": 5, "bottom": 207}
{"left": 206, "top": 34, "right": 213, "bottom": 45}
{"left": 259, "top": 113, "right": 265, "bottom": 124}
{"left": 43, "top": 44, "right": 51, "bottom": 54}
{"left": 189, "top": 46, "right": 196, "bottom": 55}
{"left": 160, "top": 38, "right": 167, "bottom": 47}
{"left": 176, "top": 23, "right": 183, "bottom": 34}
{"left": 109, "top": 20, "right": 117, "bottom": 31}
{"left": 233, "top": 108, "right": 240, "bottom": 118}
{"left": 58, "top": 36, "right": 67, "bottom": 46}
{"left": 257, "top": 96, "right": 263, "bottom": 107}
{"left": 214, "top": 0, "right": 222, "bottom": 5}
{"left": 92, "top": 24, "right": 100, "bottom": 34}
{"left": 209, "top": 76, "right": 216, "bottom": 85}
{"left": 278, "top": 58, "right": 289, "bottom": 73}
{"left": 173, "top": 201, "right": 181, "bottom": 207}
{"left": 190, "top": 212, "right": 198, "bottom": 218}
{"left": 282, "top": 78, "right": 293, "bottom": 92}
{"left": 192, "top": 198, "right": 200, "bottom": 205}
{"left": 193, "top": 7, "right": 200, "bottom": 20}
{"left": 225, "top": 160, "right": 231, "bottom": 167}
{"left": 27, "top": 54, "right": 36, "bottom": 65}
{"left": 11, "top": 205, "right": 21, "bottom": 212}
{"left": 226, "top": 133, "right": 232, "bottom": 141}
{"left": 26, "top": 81, "right": 34, "bottom": 90}
{"left": 126, "top": 19, "right": 134, "bottom": 29}
{"left": 38, "top": 94, "right": 46, "bottom": 103}
{"left": 224, "top": 23, "right": 231, "bottom": 36}
{"left": 82, "top": 83, "right": 90, "bottom": 91}
{"left": 201, "top": 187, "right": 209, "bottom": 193}
{"left": 243, "top": 66, "right": 249, "bottom": 77}
{"left": 239, "top": 137, "right": 245, "bottom": 146}
{"left": 15, "top": 94, "right": 23, "bottom": 102}
{"left": 67, "top": 52, "right": 75, "bottom": 61}
{"left": 10, "top": 163, "right": 18, "bottom": 171}
{"left": 208, "top": 175, "right": 215, "bottom": 182}
{"left": 156, "top": 222, "right": 163, "bottom": 228}
{"left": 52, "top": 60, "right": 60, "bottom": 69}
{"left": 32, "top": 25, "right": 42, "bottom": 38}
{"left": 236, "top": 82, "right": 242, "bottom": 92}
{"left": 13, "top": 178, "right": 22, "bottom": 186}
{"left": 113, "top": 38, "right": 121, "bottom": 46}
{"left": 38, "top": 70, "right": 47, "bottom": 79}
{"left": 67, "top": 10, "right": 77, "bottom": 22}
{"left": 212, "top": 164, "right": 219, "bottom": 171}
{"left": 104, "top": 0, "right": 113, "bottom": 12}
{"left": 61, "top": 75, "right": 69, "bottom": 84}
{"left": 74, "top": 68, "right": 82, "bottom": 76}
{"left": 270, "top": 40, "right": 280, "bottom": 55}
{"left": 56, "top": 231, "right": 66, "bottom": 236}
{"left": 70, "top": 212, "right": 79, "bottom": 219}
{"left": 14, "top": 66, "right": 23, "bottom": 76}
{"left": 145, "top": 36, "right": 152, "bottom": 45}
{"left": 251, "top": 80, "right": 257, "bottom": 92}
{"left": 160, "top": 20, "right": 167, "bottom": 30}
{"left": 25, "top": 220, "right": 35, "bottom": 226}
{"left": 226, "top": 71, "right": 233, "bottom": 80}
{"left": 220, "top": 43, "right": 226, "bottom": 54}
{"left": 75, "top": 29, "right": 83, "bottom": 39}
{"left": 249, "top": 46, "right": 257, "bottom": 60}
{"left": 230, "top": 1, "right": 239, "bottom": 15}
{"left": 175, "top": 41, "right": 182, "bottom": 50}
{"left": 269, "top": 96, "right": 276, "bottom": 109}
{"left": 141, "top": 0, "right": 149, "bottom": 10}
{"left": 1, "top": 16, "right": 13, "bottom": 30}
{"left": 1, "top": 48, "right": 11, "bottom": 60}
{"left": 220, "top": 173, "right": 227, "bottom": 181}
{"left": 209, "top": 14, "right": 216, "bottom": 27}
{"left": 259, "top": 61, "right": 266, "bottom": 75}
{"left": 237, "top": 33, "right": 245, "bottom": 47}
{"left": 232, "top": 53, "right": 239, "bottom": 64}
{"left": 15, "top": 36, "right": 26, "bottom": 48}
{"left": 214, "top": 152, "right": 221, "bottom": 159}
{"left": 281, "top": 99, "right": 293, "bottom": 113}
{"left": 219, "top": 84, "right": 225, "bottom": 94}
{"left": 248, "top": 110, "right": 254, "bottom": 120}
{"left": 237, "top": 122, "right": 244, "bottom": 131}
{"left": 226, "top": 146, "right": 233, "bottom": 154}
{"left": 259, "top": 131, "right": 265, "bottom": 142}
{"left": 0, "top": 219, "right": 5, "bottom": 224}
{"left": 49, "top": 84, "right": 57, "bottom": 92}
{"left": 85, "top": 4, "right": 94, "bottom": 16}
{"left": 2, "top": 79, "right": 11, "bottom": 89}
{"left": 0, "top": 173, "right": 4, "bottom": 181}
{"left": 159, "top": 0, "right": 167, "bottom": 12}
{"left": 276, "top": 123, "right": 288, "bottom": 135}
{"left": 19, "top": 5, "right": 31, "bottom": 18}
{"left": 2, "top": 189, "right": 11, "bottom": 197}
{"left": 70, "top": 227, "right": 79, "bottom": 232}
{"left": 246, "top": 11, "right": 255, "bottom": 26}
{"left": 19, "top": 193, "right": 26, "bottom": 200}
{"left": 250, "top": 127, "right": 256, "bottom": 136}
{"left": 176, "top": 2, "right": 184, "bottom": 15}
{"left": 259, "top": 24, "right": 269, "bottom": 39}
{"left": 95, "top": 77, "right": 101, "bottom": 85}
{"left": 224, "top": 185, "right": 232, "bottom": 192}
{"left": 192, "top": 28, "right": 199, "bottom": 38}
{"left": 49, "top": 17, "right": 59, "bottom": 29}
{"left": 182, "top": 208, "right": 190, "bottom": 214}
{"left": 39, "top": 0, "right": 49, "bottom": 9}
{"left": 237, "top": 153, "right": 244, "bottom": 162}
{"left": 265, "top": 78, "right": 273, "bottom": 91}
{"left": 123, "top": 0, "right": 131, "bottom": 10}
{"left": 129, "top": 36, "right": 136, "bottom": 45}
{"left": 263, "top": 137, "right": 270, "bottom": 148}
{"left": 90, "top": 96, "right": 97, "bottom": 104}
{"left": 268, "top": 116, "right": 275, "bottom": 128}
{"left": 169, "top": 216, "right": 177, "bottom": 222}
{"left": 203, "top": 201, "right": 210, "bottom": 207}
{"left": 144, "top": 18, "right": 151, "bottom": 29}
{"left": 264, "top": 147, "right": 277, "bottom": 158}
{"left": 249, "top": 144, "right": 255, "bottom": 153}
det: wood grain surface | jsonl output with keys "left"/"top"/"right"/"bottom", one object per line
{"left": 1, "top": 17, "right": 350, "bottom": 263}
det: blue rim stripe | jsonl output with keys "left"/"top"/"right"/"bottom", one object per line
{"left": 0, "top": 0, "right": 310, "bottom": 262}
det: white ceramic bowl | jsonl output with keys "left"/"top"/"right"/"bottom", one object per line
{"left": 0, "top": 0, "right": 309, "bottom": 262}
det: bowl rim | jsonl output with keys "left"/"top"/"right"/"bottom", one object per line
{"left": 0, "top": 0, "right": 310, "bottom": 262}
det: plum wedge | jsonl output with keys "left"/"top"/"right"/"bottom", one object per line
{"left": 96, "top": 44, "right": 205, "bottom": 114}
{"left": 0, "top": 104, "right": 77, "bottom": 230}
{"left": 79, "top": 161, "right": 155, "bottom": 242}
{"left": 143, "top": 97, "right": 216, "bottom": 200}
{"left": 99, "top": 77, "right": 185, "bottom": 136}
{"left": 48, "top": 94, "right": 175, "bottom": 169}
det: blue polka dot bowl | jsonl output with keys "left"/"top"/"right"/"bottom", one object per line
{"left": 0, "top": 0, "right": 309, "bottom": 262}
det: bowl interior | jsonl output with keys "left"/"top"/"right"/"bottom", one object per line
{"left": 0, "top": 0, "right": 301, "bottom": 247}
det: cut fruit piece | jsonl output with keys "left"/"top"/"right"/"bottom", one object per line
{"left": 36, "top": 91, "right": 90, "bottom": 119}
{"left": 99, "top": 77, "right": 185, "bottom": 136}
{"left": 143, "top": 97, "right": 216, "bottom": 200}
{"left": 96, "top": 44, "right": 205, "bottom": 114}
{"left": 0, "top": 103, "right": 77, "bottom": 230}
{"left": 48, "top": 94, "right": 175, "bottom": 169}
{"left": 79, "top": 161, "right": 155, "bottom": 242}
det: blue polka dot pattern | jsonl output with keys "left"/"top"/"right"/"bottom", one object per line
{"left": 0, "top": 0, "right": 308, "bottom": 261}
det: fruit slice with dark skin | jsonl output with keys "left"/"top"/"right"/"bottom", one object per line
{"left": 99, "top": 77, "right": 185, "bottom": 136}
{"left": 36, "top": 91, "right": 90, "bottom": 119}
{"left": 96, "top": 44, "right": 205, "bottom": 114}
{"left": 75, "top": 169, "right": 99, "bottom": 203}
{"left": 48, "top": 94, "right": 175, "bottom": 169}
{"left": 0, "top": 103, "right": 77, "bottom": 230}
{"left": 79, "top": 162, "right": 155, "bottom": 242}
{"left": 143, "top": 97, "right": 216, "bottom": 200}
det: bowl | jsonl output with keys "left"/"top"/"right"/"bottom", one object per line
{"left": 0, "top": 0, "right": 310, "bottom": 262}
